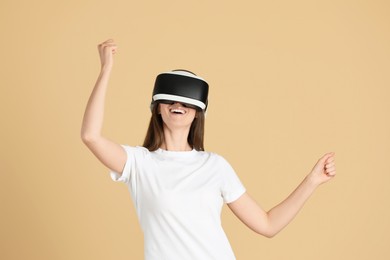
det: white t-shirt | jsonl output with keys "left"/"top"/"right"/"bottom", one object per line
{"left": 110, "top": 145, "right": 246, "bottom": 260}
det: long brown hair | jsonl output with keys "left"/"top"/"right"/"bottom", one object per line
{"left": 142, "top": 104, "right": 205, "bottom": 151}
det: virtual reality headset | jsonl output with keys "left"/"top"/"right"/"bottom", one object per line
{"left": 151, "top": 70, "right": 209, "bottom": 111}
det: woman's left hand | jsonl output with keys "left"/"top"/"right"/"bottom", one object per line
{"left": 307, "top": 152, "right": 336, "bottom": 186}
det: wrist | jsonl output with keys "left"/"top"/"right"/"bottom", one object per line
{"left": 303, "top": 175, "right": 320, "bottom": 190}
{"left": 100, "top": 64, "right": 113, "bottom": 73}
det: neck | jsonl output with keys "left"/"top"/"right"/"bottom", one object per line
{"left": 161, "top": 125, "right": 192, "bottom": 151}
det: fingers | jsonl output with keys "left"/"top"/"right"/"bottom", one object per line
{"left": 97, "top": 39, "right": 117, "bottom": 68}
{"left": 98, "top": 39, "right": 118, "bottom": 53}
{"left": 325, "top": 159, "right": 336, "bottom": 176}
{"left": 315, "top": 152, "right": 336, "bottom": 177}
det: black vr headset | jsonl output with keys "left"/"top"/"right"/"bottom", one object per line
{"left": 151, "top": 70, "right": 209, "bottom": 111}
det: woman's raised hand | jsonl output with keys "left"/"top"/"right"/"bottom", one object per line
{"left": 98, "top": 39, "right": 117, "bottom": 70}
{"left": 307, "top": 152, "right": 337, "bottom": 186}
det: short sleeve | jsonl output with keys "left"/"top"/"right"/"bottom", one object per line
{"left": 109, "top": 145, "right": 136, "bottom": 184}
{"left": 109, "top": 145, "right": 149, "bottom": 183}
{"left": 218, "top": 156, "right": 246, "bottom": 204}
{"left": 109, "top": 145, "right": 149, "bottom": 209}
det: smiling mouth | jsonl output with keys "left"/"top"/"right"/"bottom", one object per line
{"left": 170, "top": 108, "right": 186, "bottom": 114}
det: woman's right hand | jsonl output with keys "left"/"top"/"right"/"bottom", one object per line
{"left": 98, "top": 39, "right": 117, "bottom": 69}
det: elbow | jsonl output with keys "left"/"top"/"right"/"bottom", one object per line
{"left": 81, "top": 133, "right": 91, "bottom": 144}
{"left": 262, "top": 231, "right": 278, "bottom": 239}
{"left": 80, "top": 132, "right": 99, "bottom": 144}
{"left": 254, "top": 227, "right": 279, "bottom": 239}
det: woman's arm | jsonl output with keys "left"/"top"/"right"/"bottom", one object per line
{"left": 81, "top": 39, "right": 127, "bottom": 174}
{"left": 228, "top": 152, "right": 336, "bottom": 238}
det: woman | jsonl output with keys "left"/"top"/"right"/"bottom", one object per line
{"left": 81, "top": 39, "right": 336, "bottom": 260}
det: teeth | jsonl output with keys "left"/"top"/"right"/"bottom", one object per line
{"left": 170, "top": 109, "right": 185, "bottom": 114}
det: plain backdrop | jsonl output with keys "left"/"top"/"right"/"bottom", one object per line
{"left": 1, "top": 0, "right": 389, "bottom": 259}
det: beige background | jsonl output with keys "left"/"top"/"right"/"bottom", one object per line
{"left": 1, "top": 0, "right": 389, "bottom": 259}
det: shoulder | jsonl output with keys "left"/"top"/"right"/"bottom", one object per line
{"left": 204, "top": 150, "right": 228, "bottom": 160}
{"left": 121, "top": 145, "right": 151, "bottom": 158}
{"left": 202, "top": 150, "right": 233, "bottom": 168}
